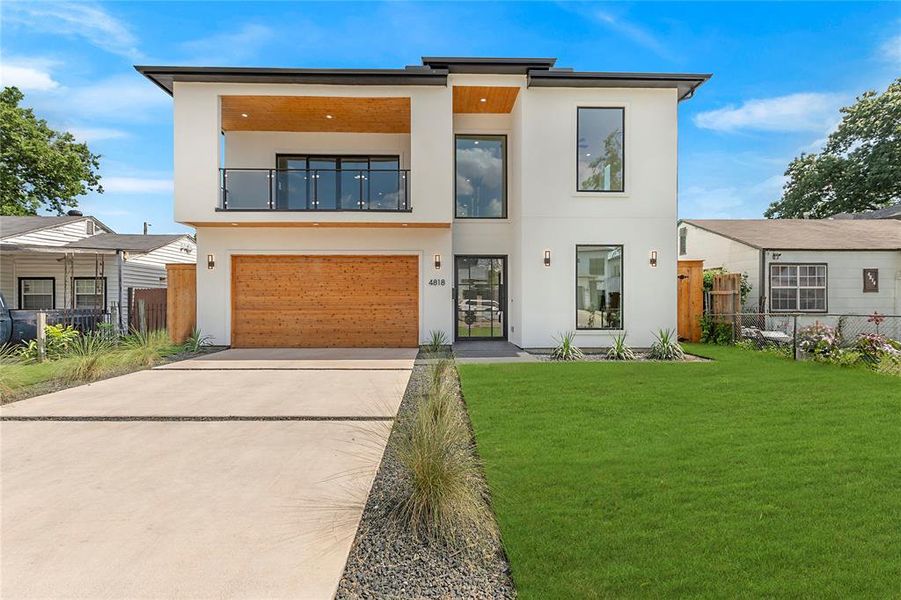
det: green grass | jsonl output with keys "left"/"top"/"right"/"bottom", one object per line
{"left": 459, "top": 344, "right": 900, "bottom": 598}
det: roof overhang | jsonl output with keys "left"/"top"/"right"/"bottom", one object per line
{"left": 528, "top": 70, "right": 712, "bottom": 100}
{"left": 134, "top": 66, "right": 448, "bottom": 96}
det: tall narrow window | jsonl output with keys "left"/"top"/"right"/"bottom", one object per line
{"left": 679, "top": 227, "right": 687, "bottom": 255}
{"left": 19, "top": 278, "right": 55, "bottom": 310}
{"left": 770, "top": 264, "right": 827, "bottom": 312}
{"left": 577, "top": 107, "right": 624, "bottom": 192}
{"left": 455, "top": 135, "right": 506, "bottom": 218}
{"left": 576, "top": 245, "right": 623, "bottom": 329}
{"left": 74, "top": 278, "right": 106, "bottom": 309}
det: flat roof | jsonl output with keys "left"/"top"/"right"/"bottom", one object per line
{"left": 681, "top": 219, "right": 901, "bottom": 251}
{"left": 136, "top": 56, "right": 710, "bottom": 100}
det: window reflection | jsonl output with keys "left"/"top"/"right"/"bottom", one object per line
{"left": 455, "top": 135, "right": 506, "bottom": 218}
{"left": 577, "top": 108, "right": 624, "bottom": 192}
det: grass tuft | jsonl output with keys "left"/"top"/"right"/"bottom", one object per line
{"left": 120, "top": 329, "right": 178, "bottom": 367}
{"left": 606, "top": 332, "right": 636, "bottom": 360}
{"left": 649, "top": 327, "right": 685, "bottom": 360}
{"left": 59, "top": 333, "right": 115, "bottom": 383}
{"left": 551, "top": 330, "right": 584, "bottom": 361}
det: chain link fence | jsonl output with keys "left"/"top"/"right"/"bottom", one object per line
{"left": 703, "top": 312, "right": 901, "bottom": 360}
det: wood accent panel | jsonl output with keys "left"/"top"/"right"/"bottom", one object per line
{"left": 677, "top": 260, "right": 703, "bottom": 343}
{"left": 231, "top": 255, "right": 418, "bottom": 348}
{"left": 221, "top": 96, "right": 411, "bottom": 133}
{"left": 166, "top": 264, "right": 196, "bottom": 343}
{"left": 453, "top": 86, "right": 519, "bottom": 113}
{"left": 188, "top": 222, "right": 450, "bottom": 229}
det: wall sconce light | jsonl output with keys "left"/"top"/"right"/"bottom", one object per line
{"left": 649, "top": 250, "right": 658, "bottom": 268}
{"left": 434, "top": 254, "right": 441, "bottom": 270}
{"left": 544, "top": 250, "right": 551, "bottom": 267}
{"left": 207, "top": 254, "right": 215, "bottom": 270}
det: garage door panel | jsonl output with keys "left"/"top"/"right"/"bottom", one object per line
{"left": 231, "top": 255, "right": 419, "bottom": 348}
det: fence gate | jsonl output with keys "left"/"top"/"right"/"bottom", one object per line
{"left": 166, "top": 263, "right": 196, "bottom": 344}
{"left": 677, "top": 260, "right": 704, "bottom": 342}
{"left": 129, "top": 288, "right": 167, "bottom": 332}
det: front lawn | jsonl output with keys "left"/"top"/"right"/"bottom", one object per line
{"left": 460, "top": 344, "right": 900, "bottom": 598}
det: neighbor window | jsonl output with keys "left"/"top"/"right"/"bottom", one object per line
{"left": 576, "top": 245, "right": 623, "bottom": 329}
{"left": 577, "top": 107, "right": 624, "bottom": 192}
{"left": 19, "top": 278, "right": 54, "bottom": 310}
{"left": 679, "top": 227, "right": 687, "bottom": 255}
{"left": 455, "top": 135, "right": 506, "bottom": 218}
{"left": 770, "top": 264, "right": 827, "bottom": 312}
{"left": 74, "top": 278, "right": 106, "bottom": 310}
{"left": 863, "top": 268, "right": 879, "bottom": 293}
{"left": 86, "top": 220, "right": 95, "bottom": 235}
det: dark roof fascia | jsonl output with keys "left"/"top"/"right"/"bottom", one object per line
{"left": 421, "top": 56, "right": 557, "bottom": 74}
{"left": 528, "top": 70, "right": 712, "bottom": 100}
{"left": 135, "top": 66, "right": 449, "bottom": 95}
{"left": 680, "top": 220, "right": 761, "bottom": 250}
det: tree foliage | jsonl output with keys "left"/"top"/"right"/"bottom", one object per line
{"left": 0, "top": 87, "right": 103, "bottom": 215}
{"left": 765, "top": 78, "right": 900, "bottom": 219}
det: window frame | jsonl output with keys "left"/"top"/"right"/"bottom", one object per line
{"left": 73, "top": 277, "right": 108, "bottom": 310}
{"left": 678, "top": 227, "right": 687, "bottom": 256}
{"left": 575, "top": 244, "right": 625, "bottom": 331}
{"left": 576, "top": 106, "right": 626, "bottom": 194}
{"left": 454, "top": 134, "right": 508, "bottom": 219}
{"left": 863, "top": 268, "right": 879, "bottom": 293}
{"left": 768, "top": 263, "right": 828, "bottom": 313}
{"left": 17, "top": 277, "right": 56, "bottom": 310}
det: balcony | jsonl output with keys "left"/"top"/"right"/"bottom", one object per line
{"left": 219, "top": 167, "right": 411, "bottom": 212}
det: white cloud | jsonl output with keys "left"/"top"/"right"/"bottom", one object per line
{"left": 102, "top": 177, "right": 172, "bottom": 194}
{"left": 67, "top": 127, "right": 130, "bottom": 142}
{"left": 31, "top": 75, "right": 170, "bottom": 123}
{"left": 880, "top": 34, "right": 901, "bottom": 64}
{"left": 693, "top": 93, "right": 846, "bottom": 133}
{"left": 4, "top": 2, "right": 141, "bottom": 60}
{"left": 0, "top": 61, "right": 60, "bottom": 91}
{"left": 178, "top": 24, "right": 274, "bottom": 65}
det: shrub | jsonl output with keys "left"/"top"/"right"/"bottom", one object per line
{"left": 829, "top": 348, "right": 865, "bottom": 368}
{"left": 60, "top": 333, "right": 115, "bottom": 383}
{"left": 700, "top": 315, "right": 733, "bottom": 345}
{"left": 649, "top": 328, "right": 685, "bottom": 361}
{"left": 606, "top": 333, "right": 635, "bottom": 361}
{"left": 182, "top": 328, "right": 213, "bottom": 353}
{"left": 797, "top": 322, "right": 838, "bottom": 358}
{"left": 551, "top": 331, "right": 584, "bottom": 361}
{"left": 854, "top": 333, "right": 901, "bottom": 364}
{"left": 875, "top": 353, "right": 901, "bottom": 376}
{"left": 18, "top": 324, "right": 80, "bottom": 361}
{"left": 426, "top": 329, "right": 449, "bottom": 354}
{"left": 393, "top": 363, "right": 494, "bottom": 545}
{"left": 120, "top": 329, "right": 177, "bottom": 367}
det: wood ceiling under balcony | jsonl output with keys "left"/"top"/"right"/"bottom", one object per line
{"left": 452, "top": 86, "right": 519, "bottom": 113}
{"left": 220, "top": 96, "right": 411, "bottom": 133}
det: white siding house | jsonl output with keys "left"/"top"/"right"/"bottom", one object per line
{"left": 0, "top": 215, "right": 196, "bottom": 329}
{"left": 678, "top": 219, "right": 901, "bottom": 316}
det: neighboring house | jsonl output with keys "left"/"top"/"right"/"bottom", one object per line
{"left": 137, "top": 56, "right": 710, "bottom": 348}
{"left": 677, "top": 219, "right": 901, "bottom": 315}
{"left": 831, "top": 202, "right": 901, "bottom": 220}
{"left": 0, "top": 214, "right": 197, "bottom": 329}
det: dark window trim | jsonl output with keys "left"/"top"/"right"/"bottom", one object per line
{"left": 453, "top": 254, "right": 508, "bottom": 341}
{"left": 17, "top": 277, "right": 56, "bottom": 310}
{"left": 73, "top": 276, "right": 108, "bottom": 310}
{"left": 575, "top": 244, "right": 625, "bottom": 331}
{"left": 576, "top": 107, "right": 625, "bottom": 193}
{"left": 274, "top": 153, "right": 402, "bottom": 211}
{"left": 862, "top": 268, "right": 879, "bottom": 293}
{"left": 768, "top": 262, "right": 828, "bottom": 313}
{"left": 454, "top": 134, "right": 508, "bottom": 219}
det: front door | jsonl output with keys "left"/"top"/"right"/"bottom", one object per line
{"left": 455, "top": 256, "right": 506, "bottom": 340}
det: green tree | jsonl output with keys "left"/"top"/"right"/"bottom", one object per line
{"left": 765, "top": 78, "right": 900, "bottom": 219}
{"left": 0, "top": 86, "right": 102, "bottom": 215}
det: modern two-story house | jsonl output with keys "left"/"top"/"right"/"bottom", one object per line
{"left": 138, "top": 57, "right": 709, "bottom": 348}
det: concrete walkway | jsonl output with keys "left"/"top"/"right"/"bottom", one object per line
{"left": 0, "top": 348, "right": 415, "bottom": 599}
{"left": 453, "top": 340, "right": 539, "bottom": 363}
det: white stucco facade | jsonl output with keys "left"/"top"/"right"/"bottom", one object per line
{"left": 159, "top": 59, "right": 702, "bottom": 348}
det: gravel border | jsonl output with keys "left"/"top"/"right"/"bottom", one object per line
{"left": 535, "top": 352, "right": 710, "bottom": 362}
{"left": 336, "top": 353, "right": 515, "bottom": 599}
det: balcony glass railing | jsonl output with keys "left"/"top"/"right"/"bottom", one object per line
{"left": 219, "top": 168, "right": 410, "bottom": 211}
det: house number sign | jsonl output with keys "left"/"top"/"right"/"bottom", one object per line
{"left": 428, "top": 278, "right": 447, "bottom": 286}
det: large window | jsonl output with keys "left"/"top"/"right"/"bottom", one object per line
{"left": 74, "top": 278, "right": 106, "bottom": 310}
{"left": 577, "top": 107, "right": 624, "bottom": 192}
{"left": 275, "top": 155, "right": 403, "bottom": 210}
{"left": 770, "top": 264, "right": 827, "bottom": 312}
{"left": 455, "top": 135, "right": 506, "bottom": 218}
{"left": 576, "top": 245, "right": 623, "bottom": 329}
{"left": 19, "top": 278, "right": 55, "bottom": 310}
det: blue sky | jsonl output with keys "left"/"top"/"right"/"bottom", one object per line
{"left": 2, "top": 1, "right": 898, "bottom": 234}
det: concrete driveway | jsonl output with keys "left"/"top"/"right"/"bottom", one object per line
{"left": 0, "top": 348, "right": 416, "bottom": 599}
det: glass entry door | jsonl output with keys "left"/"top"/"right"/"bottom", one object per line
{"left": 455, "top": 256, "right": 506, "bottom": 339}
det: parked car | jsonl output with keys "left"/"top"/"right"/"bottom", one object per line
{"left": 458, "top": 299, "right": 500, "bottom": 314}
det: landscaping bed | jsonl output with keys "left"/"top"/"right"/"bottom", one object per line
{"left": 459, "top": 344, "right": 901, "bottom": 598}
{"left": 336, "top": 354, "right": 514, "bottom": 599}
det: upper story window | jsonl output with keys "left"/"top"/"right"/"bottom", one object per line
{"left": 770, "top": 264, "right": 827, "bottom": 312}
{"left": 455, "top": 135, "right": 507, "bottom": 219}
{"left": 577, "top": 107, "right": 624, "bottom": 193}
{"left": 679, "top": 227, "right": 687, "bottom": 255}
{"left": 86, "top": 220, "right": 95, "bottom": 235}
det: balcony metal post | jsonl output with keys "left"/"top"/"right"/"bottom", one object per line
{"left": 221, "top": 169, "right": 228, "bottom": 209}
{"left": 267, "top": 170, "right": 273, "bottom": 210}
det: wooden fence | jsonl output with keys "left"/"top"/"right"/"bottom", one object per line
{"left": 166, "top": 263, "right": 196, "bottom": 343}
{"left": 710, "top": 272, "right": 742, "bottom": 319}
{"left": 677, "top": 260, "right": 704, "bottom": 342}
{"left": 129, "top": 288, "right": 167, "bottom": 332}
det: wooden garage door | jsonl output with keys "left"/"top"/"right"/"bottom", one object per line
{"left": 231, "top": 255, "right": 419, "bottom": 348}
